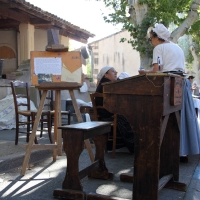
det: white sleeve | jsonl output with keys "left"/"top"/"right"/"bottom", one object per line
{"left": 152, "top": 46, "right": 163, "bottom": 65}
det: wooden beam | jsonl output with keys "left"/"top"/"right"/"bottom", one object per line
{"left": 0, "top": 1, "right": 93, "bottom": 43}
{"left": 24, "top": 144, "right": 57, "bottom": 150}
{"left": 0, "top": 7, "right": 29, "bottom": 22}
{"left": 60, "top": 29, "right": 88, "bottom": 44}
{"left": 29, "top": 18, "right": 53, "bottom": 25}
{"left": 0, "top": 19, "right": 20, "bottom": 30}
{"left": 9, "top": 3, "right": 56, "bottom": 24}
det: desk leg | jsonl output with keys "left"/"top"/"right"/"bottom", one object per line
{"left": 54, "top": 90, "right": 62, "bottom": 157}
{"left": 54, "top": 130, "right": 85, "bottom": 200}
{"left": 20, "top": 90, "right": 47, "bottom": 176}
{"left": 133, "top": 145, "right": 160, "bottom": 199}
{"left": 160, "top": 112, "right": 186, "bottom": 191}
{"left": 132, "top": 111, "right": 161, "bottom": 200}
{"left": 89, "top": 133, "right": 113, "bottom": 180}
{"left": 69, "top": 89, "right": 94, "bottom": 162}
{"left": 132, "top": 112, "right": 184, "bottom": 199}
{"left": 62, "top": 130, "right": 84, "bottom": 191}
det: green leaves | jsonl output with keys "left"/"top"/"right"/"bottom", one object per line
{"left": 102, "top": 0, "right": 199, "bottom": 63}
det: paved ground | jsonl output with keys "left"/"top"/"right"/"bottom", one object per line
{"left": 0, "top": 128, "right": 200, "bottom": 200}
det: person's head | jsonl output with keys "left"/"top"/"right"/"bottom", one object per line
{"left": 97, "top": 66, "right": 117, "bottom": 82}
{"left": 148, "top": 24, "right": 171, "bottom": 46}
{"left": 188, "top": 75, "right": 195, "bottom": 83}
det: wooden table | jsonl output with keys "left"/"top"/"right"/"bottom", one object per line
{"left": 20, "top": 82, "right": 94, "bottom": 176}
{"left": 103, "top": 74, "right": 186, "bottom": 200}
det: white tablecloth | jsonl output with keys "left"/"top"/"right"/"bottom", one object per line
{"left": 193, "top": 98, "right": 200, "bottom": 128}
{"left": 193, "top": 98, "right": 200, "bottom": 109}
{"left": 0, "top": 95, "right": 37, "bottom": 130}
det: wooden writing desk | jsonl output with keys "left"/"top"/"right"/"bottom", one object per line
{"left": 103, "top": 74, "right": 186, "bottom": 200}
{"left": 20, "top": 82, "right": 94, "bottom": 176}
{"left": 53, "top": 121, "right": 113, "bottom": 200}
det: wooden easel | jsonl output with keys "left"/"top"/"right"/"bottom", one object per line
{"left": 20, "top": 82, "right": 94, "bottom": 176}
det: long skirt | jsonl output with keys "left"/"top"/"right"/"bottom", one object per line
{"left": 180, "top": 79, "right": 200, "bottom": 156}
{"left": 99, "top": 115, "right": 134, "bottom": 154}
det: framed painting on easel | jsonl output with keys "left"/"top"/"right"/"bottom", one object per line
{"left": 30, "top": 51, "right": 82, "bottom": 86}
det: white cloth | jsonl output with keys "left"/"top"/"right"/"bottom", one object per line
{"left": 193, "top": 98, "right": 200, "bottom": 109}
{"left": 153, "top": 24, "right": 171, "bottom": 41}
{"left": 79, "top": 82, "right": 88, "bottom": 93}
{"left": 66, "top": 98, "right": 93, "bottom": 109}
{"left": 193, "top": 98, "right": 200, "bottom": 130}
{"left": 153, "top": 42, "right": 185, "bottom": 72}
{"left": 118, "top": 72, "right": 130, "bottom": 79}
{"left": 85, "top": 113, "right": 91, "bottom": 122}
{"left": 0, "top": 95, "right": 37, "bottom": 130}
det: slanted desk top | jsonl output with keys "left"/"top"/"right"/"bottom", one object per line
{"left": 103, "top": 73, "right": 184, "bottom": 116}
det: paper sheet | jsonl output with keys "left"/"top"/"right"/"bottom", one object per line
{"left": 34, "top": 57, "right": 62, "bottom": 75}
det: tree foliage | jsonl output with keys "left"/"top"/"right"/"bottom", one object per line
{"left": 102, "top": 0, "right": 199, "bottom": 61}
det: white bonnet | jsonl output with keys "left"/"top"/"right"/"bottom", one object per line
{"left": 97, "top": 66, "right": 113, "bottom": 81}
{"left": 118, "top": 72, "right": 130, "bottom": 79}
{"left": 153, "top": 24, "right": 171, "bottom": 41}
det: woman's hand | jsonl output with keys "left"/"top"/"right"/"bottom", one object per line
{"left": 138, "top": 70, "right": 146, "bottom": 75}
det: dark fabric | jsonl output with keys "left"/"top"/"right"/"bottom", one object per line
{"left": 95, "top": 78, "right": 134, "bottom": 154}
{"left": 116, "top": 115, "right": 134, "bottom": 153}
{"left": 99, "top": 115, "right": 134, "bottom": 154}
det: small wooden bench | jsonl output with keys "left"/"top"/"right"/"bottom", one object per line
{"left": 53, "top": 121, "right": 114, "bottom": 200}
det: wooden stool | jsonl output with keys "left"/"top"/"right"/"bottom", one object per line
{"left": 53, "top": 121, "right": 113, "bottom": 200}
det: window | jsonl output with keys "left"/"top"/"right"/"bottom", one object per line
{"left": 94, "top": 58, "right": 99, "bottom": 64}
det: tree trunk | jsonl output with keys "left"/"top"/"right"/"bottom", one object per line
{"left": 171, "top": 0, "right": 200, "bottom": 43}
{"left": 140, "top": 54, "right": 152, "bottom": 70}
{"left": 128, "top": 0, "right": 151, "bottom": 69}
{"left": 128, "top": 0, "right": 148, "bottom": 25}
{"left": 189, "top": 36, "right": 200, "bottom": 84}
{"left": 128, "top": 0, "right": 200, "bottom": 69}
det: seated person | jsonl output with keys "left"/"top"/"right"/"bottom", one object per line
{"left": 139, "top": 23, "right": 200, "bottom": 163}
{"left": 138, "top": 24, "right": 185, "bottom": 74}
{"left": 95, "top": 66, "right": 134, "bottom": 154}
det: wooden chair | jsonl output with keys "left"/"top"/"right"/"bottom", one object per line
{"left": 90, "top": 92, "right": 124, "bottom": 158}
{"left": 39, "top": 90, "right": 71, "bottom": 139}
{"left": 11, "top": 81, "right": 53, "bottom": 145}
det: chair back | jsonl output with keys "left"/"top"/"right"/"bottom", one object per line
{"left": 11, "top": 81, "right": 31, "bottom": 113}
{"left": 90, "top": 92, "right": 120, "bottom": 158}
{"left": 90, "top": 92, "right": 105, "bottom": 121}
